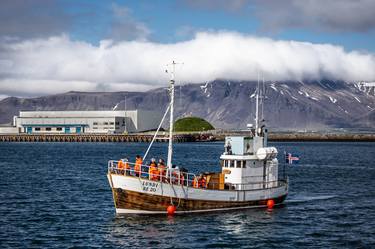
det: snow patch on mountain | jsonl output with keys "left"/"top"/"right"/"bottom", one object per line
{"left": 270, "top": 83, "right": 278, "bottom": 92}
{"left": 328, "top": 96, "right": 337, "bottom": 103}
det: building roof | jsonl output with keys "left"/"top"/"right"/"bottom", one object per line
{"left": 19, "top": 110, "right": 137, "bottom": 118}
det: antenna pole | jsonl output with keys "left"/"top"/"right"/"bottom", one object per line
{"left": 261, "top": 76, "right": 265, "bottom": 122}
{"left": 255, "top": 72, "right": 259, "bottom": 137}
{"left": 167, "top": 61, "right": 176, "bottom": 169}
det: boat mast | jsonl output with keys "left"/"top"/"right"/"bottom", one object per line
{"left": 255, "top": 72, "right": 260, "bottom": 137}
{"left": 167, "top": 61, "right": 176, "bottom": 169}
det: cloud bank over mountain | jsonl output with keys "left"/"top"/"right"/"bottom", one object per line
{"left": 0, "top": 31, "right": 374, "bottom": 97}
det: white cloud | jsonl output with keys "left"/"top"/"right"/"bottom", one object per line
{"left": 0, "top": 31, "right": 374, "bottom": 97}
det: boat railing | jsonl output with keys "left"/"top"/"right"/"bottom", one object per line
{"left": 108, "top": 160, "right": 198, "bottom": 188}
{"left": 108, "top": 160, "right": 287, "bottom": 191}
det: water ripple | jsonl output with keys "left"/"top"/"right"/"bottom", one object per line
{"left": 0, "top": 142, "right": 374, "bottom": 248}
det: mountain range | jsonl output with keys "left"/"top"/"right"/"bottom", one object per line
{"left": 0, "top": 79, "right": 374, "bottom": 130}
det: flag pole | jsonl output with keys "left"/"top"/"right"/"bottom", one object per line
{"left": 283, "top": 150, "right": 287, "bottom": 180}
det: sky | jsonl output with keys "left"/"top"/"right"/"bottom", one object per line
{"left": 0, "top": 0, "right": 375, "bottom": 98}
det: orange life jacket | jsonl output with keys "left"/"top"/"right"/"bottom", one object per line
{"left": 201, "top": 177, "right": 206, "bottom": 188}
{"left": 149, "top": 162, "right": 158, "bottom": 180}
{"left": 124, "top": 162, "right": 130, "bottom": 170}
{"left": 118, "top": 160, "right": 124, "bottom": 170}
{"left": 193, "top": 177, "right": 199, "bottom": 188}
{"left": 158, "top": 165, "right": 166, "bottom": 175}
{"left": 172, "top": 170, "right": 180, "bottom": 184}
{"left": 135, "top": 158, "right": 142, "bottom": 174}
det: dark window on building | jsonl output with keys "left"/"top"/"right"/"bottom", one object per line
{"left": 110, "top": 122, "right": 114, "bottom": 125}
{"left": 93, "top": 122, "right": 98, "bottom": 125}
{"left": 35, "top": 127, "right": 41, "bottom": 131}
{"left": 115, "top": 122, "right": 120, "bottom": 125}
{"left": 104, "top": 122, "right": 109, "bottom": 125}
{"left": 242, "top": 160, "right": 246, "bottom": 168}
{"left": 46, "top": 127, "right": 52, "bottom": 131}
{"left": 56, "top": 127, "right": 62, "bottom": 131}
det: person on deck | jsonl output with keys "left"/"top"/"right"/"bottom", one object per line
{"left": 134, "top": 155, "right": 142, "bottom": 177}
{"left": 196, "top": 174, "right": 207, "bottom": 188}
{"left": 201, "top": 175, "right": 207, "bottom": 188}
{"left": 179, "top": 171, "right": 185, "bottom": 185}
{"left": 158, "top": 159, "right": 166, "bottom": 181}
{"left": 224, "top": 139, "right": 232, "bottom": 155}
{"left": 123, "top": 158, "right": 130, "bottom": 175}
{"left": 148, "top": 158, "right": 158, "bottom": 181}
{"left": 117, "top": 159, "right": 125, "bottom": 174}
{"left": 193, "top": 176, "right": 199, "bottom": 188}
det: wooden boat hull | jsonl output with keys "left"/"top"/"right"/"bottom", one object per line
{"left": 113, "top": 188, "right": 287, "bottom": 214}
{"left": 108, "top": 174, "right": 288, "bottom": 214}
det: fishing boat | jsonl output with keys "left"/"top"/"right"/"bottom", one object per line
{"left": 107, "top": 62, "right": 288, "bottom": 214}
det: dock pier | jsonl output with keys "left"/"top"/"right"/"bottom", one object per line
{"left": 0, "top": 134, "right": 195, "bottom": 143}
{"left": 0, "top": 132, "right": 374, "bottom": 143}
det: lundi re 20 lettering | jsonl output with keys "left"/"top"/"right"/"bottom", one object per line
{"left": 141, "top": 181, "right": 159, "bottom": 192}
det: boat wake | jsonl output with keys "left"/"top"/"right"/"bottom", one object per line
{"left": 285, "top": 195, "right": 336, "bottom": 204}
{"left": 302, "top": 164, "right": 371, "bottom": 170}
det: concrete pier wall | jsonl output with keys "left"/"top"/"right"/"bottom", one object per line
{"left": 0, "top": 132, "right": 374, "bottom": 143}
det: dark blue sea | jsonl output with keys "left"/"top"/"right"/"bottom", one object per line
{"left": 0, "top": 141, "right": 374, "bottom": 248}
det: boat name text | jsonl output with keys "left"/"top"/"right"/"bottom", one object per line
{"left": 141, "top": 181, "right": 159, "bottom": 192}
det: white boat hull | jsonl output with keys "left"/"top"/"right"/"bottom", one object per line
{"left": 108, "top": 174, "right": 288, "bottom": 214}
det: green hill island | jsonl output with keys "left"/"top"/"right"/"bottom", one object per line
{"left": 174, "top": 117, "right": 215, "bottom": 132}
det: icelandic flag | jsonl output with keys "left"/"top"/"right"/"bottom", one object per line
{"left": 285, "top": 153, "right": 300, "bottom": 164}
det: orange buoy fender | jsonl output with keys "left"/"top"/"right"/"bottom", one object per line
{"left": 167, "top": 205, "right": 176, "bottom": 215}
{"left": 267, "top": 199, "right": 275, "bottom": 209}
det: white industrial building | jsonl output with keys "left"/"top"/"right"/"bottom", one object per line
{"left": 2, "top": 110, "right": 162, "bottom": 134}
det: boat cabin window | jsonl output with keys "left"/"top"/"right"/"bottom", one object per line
{"left": 234, "top": 160, "right": 247, "bottom": 168}
{"left": 222, "top": 160, "right": 247, "bottom": 168}
{"left": 236, "top": 161, "right": 241, "bottom": 168}
{"left": 222, "top": 160, "right": 229, "bottom": 168}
